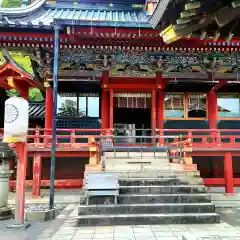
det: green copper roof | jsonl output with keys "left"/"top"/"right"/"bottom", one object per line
{"left": 0, "top": 0, "right": 152, "bottom": 28}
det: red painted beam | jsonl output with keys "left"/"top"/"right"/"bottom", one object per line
{"left": 212, "top": 80, "right": 228, "bottom": 91}
{"left": 110, "top": 77, "right": 156, "bottom": 84}
{"left": 204, "top": 178, "right": 240, "bottom": 187}
{"left": 204, "top": 178, "right": 225, "bottom": 185}
{"left": 12, "top": 80, "right": 29, "bottom": 99}
{"left": 27, "top": 151, "right": 90, "bottom": 157}
{"left": 0, "top": 79, "right": 10, "bottom": 89}
{"left": 102, "top": 84, "right": 158, "bottom": 90}
{"left": 9, "top": 179, "right": 83, "bottom": 189}
{"left": 156, "top": 72, "right": 168, "bottom": 89}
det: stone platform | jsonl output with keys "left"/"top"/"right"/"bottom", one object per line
{"left": 77, "top": 150, "right": 220, "bottom": 226}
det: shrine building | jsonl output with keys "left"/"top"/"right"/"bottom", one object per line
{"left": 0, "top": 0, "right": 240, "bottom": 197}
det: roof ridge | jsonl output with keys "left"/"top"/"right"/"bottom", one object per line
{"left": 45, "top": 3, "right": 144, "bottom": 12}
{"left": 2, "top": 49, "right": 34, "bottom": 78}
{"left": 0, "top": 0, "right": 45, "bottom": 15}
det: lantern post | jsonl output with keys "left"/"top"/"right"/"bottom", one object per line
{"left": 49, "top": 25, "right": 60, "bottom": 210}
{"left": 3, "top": 97, "right": 30, "bottom": 229}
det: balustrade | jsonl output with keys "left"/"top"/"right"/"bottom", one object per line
{"left": 0, "top": 128, "right": 239, "bottom": 149}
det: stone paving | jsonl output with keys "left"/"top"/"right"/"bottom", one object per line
{"left": 46, "top": 223, "right": 240, "bottom": 240}
{"left": 1, "top": 204, "right": 240, "bottom": 240}
{"left": 33, "top": 206, "right": 240, "bottom": 240}
{"left": 0, "top": 204, "right": 77, "bottom": 240}
{"left": 3, "top": 189, "right": 240, "bottom": 240}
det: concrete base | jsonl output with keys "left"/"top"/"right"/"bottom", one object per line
{"left": 6, "top": 223, "right": 31, "bottom": 230}
{"left": 0, "top": 207, "right": 13, "bottom": 220}
{"left": 25, "top": 209, "right": 56, "bottom": 222}
{"left": 85, "top": 164, "right": 102, "bottom": 172}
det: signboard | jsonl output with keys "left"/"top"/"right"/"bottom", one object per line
{"left": 84, "top": 172, "right": 119, "bottom": 190}
{"left": 101, "top": 135, "right": 113, "bottom": 148}
{"left": 3, "top": 97, "right": 29, "bottom": 143}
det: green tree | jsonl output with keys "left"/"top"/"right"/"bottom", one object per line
{"left": 57, "top": 99, "right": 78, "bottom": 117}
{"left": 6, "top": 88, "right": 43, "bottom": 101}
{"left": 1, "top": 0, "right": 20, "bottom": 8}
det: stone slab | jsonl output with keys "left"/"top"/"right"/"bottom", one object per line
{"left": 84, "top": 193, "right": 211, "bottom": 205}
{"left": 76, "top": 212, "right": 220, "bottom": 226}
{"left": 119, "top": 185, "right": 208, "bottom": 194}
{"left": 6, "top": 223, "right": 31, "bottom": 230}
{"left": 78, "top": 203, "right": 215, "bottom": 215}
{"left": 182, "top": 232, "right": 240, "bottom": 240}
{"left": 0, "top": 207, "right": 13, "bottom": 220}
{"left": 25, "top": 209, "right": 57, "bottom": 222}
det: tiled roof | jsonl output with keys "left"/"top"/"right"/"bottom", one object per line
{"left": 29, "top": 102, "right": 45, "bottom": 118}
{"left": 0, "top": 0, "right": 150, "bottom": 28}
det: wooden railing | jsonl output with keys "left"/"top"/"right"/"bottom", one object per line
{"left": 1, "top": 128, "right": 240, "bottom": 149}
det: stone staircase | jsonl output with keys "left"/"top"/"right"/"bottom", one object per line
{"left": 77, "top": 150, "right": 220, "bottom": 226}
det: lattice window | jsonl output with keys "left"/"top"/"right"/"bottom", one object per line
{"left": 164, "top": 94, "right": 184, "bottom": 119}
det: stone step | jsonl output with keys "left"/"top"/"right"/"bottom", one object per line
{"left": 119, "top": 178, "right": 182, "bottom": 186}
{"left": 115, "top": 170, "right": 200, "bottom": 178}
{"left": 83, "top": 193, "right": 211, "bottom": 205}
{"left": 78, "top": 203, "right": 215, "bottom": 215}
{"left": 105, "top": 164, "right": 183, "bottom": 171}
{"left": 119, "top": 177, "right": 203, "bottom": 186}
{"left": 119, "top": 185, "right": 208, "bottom": 194}
{"left": 105, "top": 152, "right": 168, "bottom": 158}
{"left": 105, "top": 158, "right": 170, "bottom": 164}
{"left": 76, "top": 212, "right": 220, "bottom": 226}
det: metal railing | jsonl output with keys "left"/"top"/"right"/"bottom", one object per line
{"left": 100, "top": 133, "right": 184, "bottom": 162}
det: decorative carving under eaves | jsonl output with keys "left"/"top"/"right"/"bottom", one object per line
{"left": 28, "top": 48, "right": 53, "bottom": 77}
{"left": 50, "top": 48, "right": 240, "bottom": 77}
{"left": 199, "top": 51, "right": 239, "bottom": 74}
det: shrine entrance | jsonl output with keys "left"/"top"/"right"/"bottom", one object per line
{"left": 113, "top": 92, "right": 152, "bottom": 144}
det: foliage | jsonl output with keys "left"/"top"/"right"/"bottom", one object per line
{"left": 29, "top": 88, "right": 43, "bottom": 101}
{"left": 0, "top": 51, "right": 33, "bottom": 74}
{"left": 0, "top": 50, "right": 42, "bottom": 101}
{"left": 57, "top": 99, "right": 78, "bottom": 117}
{"left": 1, "top": 0, "right": 21, "bottom": 7}
{"left": 6, "top": 88, "right": 43, "bottom": 101}
{"left": 6, "top": 89, "right": 20, "bottom": 97}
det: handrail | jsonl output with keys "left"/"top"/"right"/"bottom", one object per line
{"left": 2, "top": 128, "right": 240, "bottom": 133}
{"left": 1, "top": 128, "right": 240, "bottom": 149}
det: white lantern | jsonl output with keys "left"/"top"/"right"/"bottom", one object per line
{"left": 3, "top": 97, "right": 29, "bottom": 143}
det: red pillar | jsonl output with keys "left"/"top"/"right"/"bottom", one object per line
{"left": 101, "top": 90, "right": 109, "bottom": 130}
{"left": 156, "top": 89, "right": 164, "bottom": 145}
{"left": 15, "top": 142, "right": 27, "bottom": 225}
{"left": 32, "top": 153, "right": 42, "bottom": 198}
{"left": 109, "top": 89, "right": 114, "bottom": 130}
{"left": 207, "top": 89, "right": 217, "bottom": 129}
{"left": 44, "top": 87, "right": 53, "bottom": 132}
{"left": 151, "top": 90, "right": 156, "bottom": 143}
{"left": 224, "top": 152, "right": 234, "bottom": 194}
{"left": 9, "top": 158, "right": 15, "bottom": 192}
{"left": 44, "top": 87, "right": 53, "bottom": 145}
{"left": 101, "top": 72, "right": 109, "bottom": 132}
